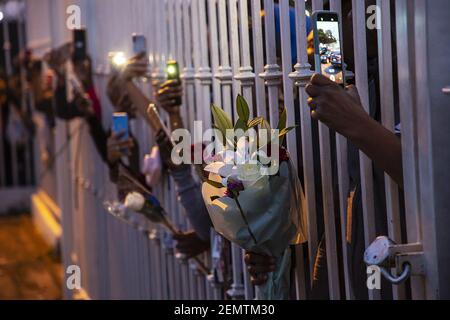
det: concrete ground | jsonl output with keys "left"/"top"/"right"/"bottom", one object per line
{"left": 0, "top": 213, "right": 63, "bottom": 300}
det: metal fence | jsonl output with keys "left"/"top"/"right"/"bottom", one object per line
{"left": 25, "top": 0, "right": 450, "bottom": 300}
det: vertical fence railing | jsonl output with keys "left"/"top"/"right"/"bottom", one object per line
{"left": 395, "top": 0, "right": 426, "bottom": 299}
{"left": 376, "top": 0, "right": 404, "bottom": 300}
{"left": 250, "top": 0, "right": 267, "bottom": 120}
{"left": 329, "top": 0, "right": 352, "bottom": 300}
{"left": 27, "top": 0, "right": 441, "bottom": 300}
{"left": 289, "top": 0, "right": 317, "bottom": 294}
{"left": 260, "top": 0, "right": 282, "bottom": 126}
{"left": 351, "top": 0, "right": 379, "bottom": 300}
{"left": 278, "top": 0, "right": 307, "bottom": 300}
{"left": 228, "top": 0, "right": 254, "bottom": 300}
{"left": 312, "top": 0, "right": 341, "bottom": 300}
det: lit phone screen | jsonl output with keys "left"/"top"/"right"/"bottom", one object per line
{"left": 317, "top": 18, "right": 344, "bottom": 85}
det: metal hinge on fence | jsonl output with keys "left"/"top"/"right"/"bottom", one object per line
{"left": 364, "top": 236, "right": 425, "bottom": 285}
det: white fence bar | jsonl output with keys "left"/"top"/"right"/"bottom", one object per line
{"left": 395, "top": 0, "right": 425, "bottom": 299}
{"left": 208, "top": 0, "right": 223, "bottom": 108}
{"left": 289, "top": 0, "right": 318, "bottom": 288}
{"left": 414, "top": 0, "right": 450, "bottom": 299}
{"left": 313, "top": 0, "right": 341, "bottom": 300}
{"left": 312, "top": 0, "right": 324, "bottom": 11}
{"left": 260, "top": 0, "right": 282, "bottom": 126}
{"left": 329, "top": 0, "right": 352, "bottom": 300}
{"left": 229, "top": 244, "right": 245, "bottom": 299}
{"left": 352, "top": 0, "right": 379, "bottom": 300}
{"left": 251, "top": 0, "right": 268, "bottom": 120}
{"left": 189, "top": 0, "right": 206, "bottom": 297}
{"left": 230, "top": 0, "right": 255, "bottom": 300}
{"left": 376, "top": 0, "right": 405, "bottom": 300}
{"left": 235, "top": 0, "right": 255, "bottom": 118}
{"left": 216, "top": 0, "right": 234, "bottom": 118}
{"left": 228, "top": 0, "right": 242, "bottom": 110}
{"left": 278, "top": 0, "right": 306, "bottom": 300}
{"left": 198, "top": 0, "right": 213, "bottom": 130}
{"left": 279, "top": 0, "right": 298, "bottom": 169}
{"left": 181, "top": 0, "right": 196, "bottom": 134}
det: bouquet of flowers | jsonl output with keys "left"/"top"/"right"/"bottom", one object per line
{"left": 200, "top": 95, "right": 307, "bottom": 299}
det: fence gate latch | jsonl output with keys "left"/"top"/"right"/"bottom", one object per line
{"left": 364, "top": 236, "right": 424, "bottom": 285}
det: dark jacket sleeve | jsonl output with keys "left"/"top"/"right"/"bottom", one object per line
{"left": 84, "top": 114, "right": 110, "bottom": 166}
{"left": 54, "top": 83, "right": 110, "bottom": 167}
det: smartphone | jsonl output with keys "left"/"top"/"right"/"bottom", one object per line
{"left": 112, "top": 112, "right": 129, "bottom": 141}
{"left": 166, "top": 60, "right": 180, "bottom": 81}
{"left": 73, "top": 29, "right": 87, "bottom": 61}
{"left": 312, "top": 11, "right": 345, "bottom": 86}
{"left": 132, "top": 34, "right": 147, "bottom": 56}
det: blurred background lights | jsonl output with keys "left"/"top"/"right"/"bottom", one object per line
{"left": 111, "top": 52, "right": 127, "bottom": 67}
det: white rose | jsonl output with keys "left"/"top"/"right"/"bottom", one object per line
{"left": 237, "top": 163, "right": 261, "bottom": 181}
{"left": 124, "top": 192, "right": 146, "bottom": 212}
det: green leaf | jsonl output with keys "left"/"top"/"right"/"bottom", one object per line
{"left": 247, "top": 117, "right": 264, "bottom": 129}
{"left": 212, "top": 125, "right": 226, "bottom": 146}
{"left": 277, "top": 107, "right": 287, "bottom": 131}
{"left": 234, "top": 118, "right": 248, "bottom": 132}
{"left": 261, "top": 118, "right": 272, "bottom": 131}
{"left": 279, "top": 126, "right": 296, "bottom": 136}
{"left": 279, "top": 126, "right": 297, "bottom": 144}
{"left": 211, "top": 104, "right": 233, "bottom": 138}
{"left": 258, "top": 119, "right": 272, "bottom": 147}
{"left": 236, "top": 94, "right": 250, "bottom": 123}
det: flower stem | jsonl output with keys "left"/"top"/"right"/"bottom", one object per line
{"left": 233, "top": 193, "right": 257, "bottom": 245}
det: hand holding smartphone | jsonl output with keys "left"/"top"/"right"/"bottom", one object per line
{"left": 164, "top": 60, "right": 182, "bottom": 106}
{"left": 312, "top": 11, "right": 345, "bottom": 86}
{"left": 166, "top": 60, "right": 180, "bottom": 81}
{"left": 107, "top": 113, "right": 134, "bottom": 164}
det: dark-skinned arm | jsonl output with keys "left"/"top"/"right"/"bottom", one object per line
{"left": 346, "top": 115, "right": 403, "bottom": 187}
{"left": 306, "top": 74, "right": 403, "bottom": 188}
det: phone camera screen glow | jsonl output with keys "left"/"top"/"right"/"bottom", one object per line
{"left": 317, "top": 19, "right": 344, "bottom": 84}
